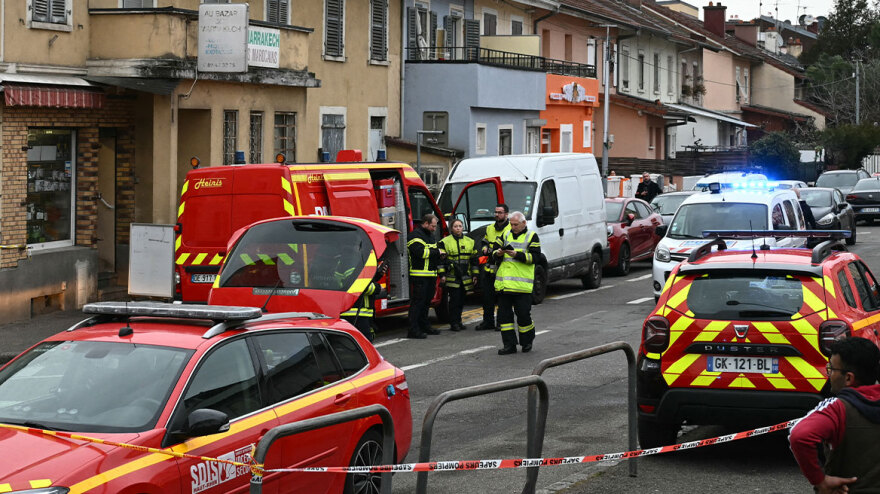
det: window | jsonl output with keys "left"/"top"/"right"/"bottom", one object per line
{"left": 409, "top": 188, "right": 439, "bottom": 240}
{"left": 307, "top": 333, "right": 344, "bottom": 385}
{"left": 849, "top": 262, "right": 880, "bottom": 311}
{"left": 325, "top": 333, "right": 368, "bottom": 376}
{"left": 178, "top": 339, "right": 261, "bottom": 421}
{"left": 771, "top": 204, "right": 786, "bottom": 229}
{"left": 559, "top": 124, "right": 573, "bottom": 152}
{"left": 653, "top": 53, "right": 660, "bottom": 93}
{"left": 635, "top": 202, "right": 653, "bottom": 218}
{"left": 422, "top": 111, "right": 448, "bottom": 147}
{"left": 266, "top": 0, "right": 289, "bottom": 24}
{"left": 686, "top": 272, "right": 803, "bottom": 320}
{"left": 321, "top": 113, "right": 345, "bottom": 160}
{"left": 582, "top": 120, "right": 592, "bottom": 149}
{"left": 249, "top": 111, "right": 263, "bottom": 163}
{"left": 30, "top": 0, "right": 68, "bottom": 26}
{"left": 637, "top": 51, "right": 645, "bottom": 91}
{"left": 498, "top": 127, "right": 512, "bottom": 155}
{"left": 26, "top": 129, "right": 75, "bottom": 249}
{"left": 735, "top": 67, "right": 742, "bottom": 102}
{"left": 325, "top": 0, "right": 345, "bottom": 58}
{"left": 255, "top": 333, "right": 324, "bottom": 403}
{"left": 475, "top": 123, "right": 487, "bottom": 154}
{"left": 223, "top": 110, "right": 238, "bottom": 165}
{"left": 667, "top": 55, "right": 673, "bottom": 95}
{"left": 370, "top": 0, "right": 388, "bottom": 61}
{"left": 274, "top": 112, "right": 296, "bottom": 162}
{"left": 454, "top": 181, "right": 503, "bottom": 222}
{"left": 783, "top": 200, "right": 798, "bottom": 228}
{"left": 511, "top": 17, "right": 523, "bottom": 36}
{"left": 444, "top": 10, "right": 463, "bottom": 59}
{"left": 538, "top": 180, "right": 559, "bottom": 218}
{"left": 565, "top": 34, "right": 573, "bottom": 61}
{"left": 681, "top": 60, "right": 688, "bottom": 95}
{"left": 625, "top": 201, "right": 640, "bottom": 219}
{"left": 743, "top": 68, "right": 750, "bottom": 103}
{"left": 621, "top": 47, "right": 630, "bottom": 90}
{"left": 587, "top": 37, "right": 597, "bottom": 68}
{"left": 482, "top": 9, "right": 496, "bottom": 35}
{"left": 838, "top": 269, "right": 858, "bottom": 309}
{"left": 122, "top": 0, "right": 156, "bottom": 6}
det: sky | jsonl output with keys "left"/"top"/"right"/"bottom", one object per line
{"left": 721, "top": 0, "right": 835, "bottom": 24}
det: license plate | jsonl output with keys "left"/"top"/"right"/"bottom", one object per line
{"left": 191, "top": 274, "right": 217, "bottom": 284}
{"left": 707, "top": 356, "right": 778, "bottom": 374}
{"left": 861, "top": 208, "right": 879, "bottom": 213}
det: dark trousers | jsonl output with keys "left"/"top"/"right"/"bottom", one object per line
{"left": 497, "top": 291, "right": 535, "bottom": 348}
{"left": 409, "top": 276, "right": 436, "bottom": 336}
{"left": 342, "top": 315, "right": 373, "bottom": 342}
{"left": 447, "top": 285, "right": 465, "bottom": 325}
{"left": 480, "top": 271, "right": 498, "bottom": 325}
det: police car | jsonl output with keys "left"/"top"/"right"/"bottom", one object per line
{"left": 638, "top": 231, "right": 880, "bottom": 448}
{"left": 0, "top": 302, "right": 412, "bottom": 493}
{"left": 652, "top": 181, "right": 807, "bottom": 300}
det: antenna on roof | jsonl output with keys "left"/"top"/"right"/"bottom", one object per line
{"left": 750, "top": 220, "right": 758, "bottom": 260}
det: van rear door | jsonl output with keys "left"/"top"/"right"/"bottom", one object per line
{"left": 451, "top": 177, "right": 505, "bottom": 233}
{"left": 321, "top": 169, "right": 381, "bottom": 223}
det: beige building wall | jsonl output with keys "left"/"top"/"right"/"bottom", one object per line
{"left": 3, "top": 0, "right": 91, "bottom": 67}
{"left": 480, "top": 35, "right": 540, "bottom": 56}
{"left": 702, "top": 49, "right": 736, "bottom": 111}
{"left": 474, "top": 1, "right": 533, "bottom": 35}
{"left": 616, "top": 36, "right": 682, "bottom": 104}
{"left": 536, "top": 14, "right": 594, "bottom": 63}
{"left": 594, "top": 105, "right": 665, "bottom": 159}
{"left": 751, "top": 65, "right": 826, "bottom": 129}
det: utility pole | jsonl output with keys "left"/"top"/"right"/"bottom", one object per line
{"left": 600, "top": 24, "right": 616, "bottom": 178}
{"left": 855, "top": 60, "right": 861, "bottom": 124}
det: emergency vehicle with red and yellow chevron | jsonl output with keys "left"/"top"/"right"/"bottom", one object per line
{"left": 637, "top": 230, "right": 880, "bottom": 448}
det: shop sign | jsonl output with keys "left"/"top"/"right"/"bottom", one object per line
{"left": 549, "top": 82, "right": 597, "bottom": 104}
{"left": 198, "top": 4, "right": 249, "bottom": 73}
{"left": 248, "top": 26, "right": 280, "bottom": 69}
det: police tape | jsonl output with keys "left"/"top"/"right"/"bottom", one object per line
{"left": 259, "top": 418, "right": 802, "bottom": 475}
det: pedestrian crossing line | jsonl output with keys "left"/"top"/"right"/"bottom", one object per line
{"left": 625, "top": 274, "right": 652, "bottom": 282}
{"left": 626, "top": 297, "right": 655, "bottom": 305}
{"left": 548, "top": 284, "right": 615, "bottom": 301}
{"left": 401, "top": 345, "right": 495, "bottom": 371}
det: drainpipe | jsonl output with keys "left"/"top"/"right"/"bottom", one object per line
{"left": 399, "top": 0, "right": 406, "bottom": 140}
{"left": 1, "top": 0, "right": 5, "bottom": 62}
{"left": 533, "top": 6, "right": 559, "bottom": 37}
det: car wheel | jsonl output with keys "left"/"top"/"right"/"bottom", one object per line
{"left": 532, "top": 264, "right": 548, "bottom": 305}
{"left": 847, "top": 225, "right": 857, "bottom": 245}
{"left": 344, "top": 429, "right": 384, "bottom": 494}
{"left": 638, "top": 416, "right": 680, "bottom": 449}
{"left": 613, "top": 243, "right": 631, "bottom": 276}
{"left": 580, "top": 251, "right": 602, "bottom": 289}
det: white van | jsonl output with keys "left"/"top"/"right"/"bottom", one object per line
{"left": 652, "top": 183, "right": 806, "bottom": 299}
{"left": 438, "top": 153, "right": 608, "bottom": 303}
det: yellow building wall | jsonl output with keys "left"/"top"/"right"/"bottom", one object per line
{"left": 751, "top": 65, "right": 826, "bottom": 129}
{"left": 2, "top": 0, "right": 91, "bottom": 66}
{"left": 474, "top": 0, "right": 534, "bottom": 35}
{"left": 480, "top": 35, "right": 540, "bottom": 56}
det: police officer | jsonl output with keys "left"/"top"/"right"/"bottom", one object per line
{"left": 439, "top": 218, "right": 479, "bottom": 332}
{"left": 493, "top": 211, "right": 541, "bottom": 355}
{"left": 407, "top": 213, "right": 444, "bottom": 339}
{"left": 340, "top": 260, "right": 388, "bottom": 342}
{"left": 476, "top": 203, "right": 510, "bottom": 331}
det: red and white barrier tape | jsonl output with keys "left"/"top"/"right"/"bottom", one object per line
{"left": 260, "top": 418, "right": 801, "bottom": 475}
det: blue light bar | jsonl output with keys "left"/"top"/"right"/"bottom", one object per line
{"left": 82, "top": 302, "right": 264, "bottom": 321}
{"left": 702, "top": 230, "right": 851, "bottom": 239}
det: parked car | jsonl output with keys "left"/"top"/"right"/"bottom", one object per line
{"left": 774, "top": 180, "right": 809, "bottom": 190}
{"left": 815, "top": 169, "right": 871, "bottom": 195}
{"left": 846, "top": 177, "right": 880, "bottom": 224}
{"left": 798, "top": 187, "right": 857, "bottom": 244}
{"left": 650, "top": 191, "right": 699, "bottom": 225}
{"left": 605, "top": 198, "right": 662, "bottom": 276}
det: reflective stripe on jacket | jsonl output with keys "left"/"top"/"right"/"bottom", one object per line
{"left": 481, "top": 220, "right": 511, "bottom": 273}
{"left": 341, "top": 281, "right": 377, "bottom": 318}
{"left": 407, "top": 225, "right": 440, "bottom": 277}
{"left": 438, "top": 234, "right": 479, "bottom": 289}
{"left": 494, "top": 229, "right": 541, "bottom": 294}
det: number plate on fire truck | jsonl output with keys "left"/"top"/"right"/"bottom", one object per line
{"left": 707, "top": 356, "right": 778, "bottom": 374}
{"left": 191, "top": 274, "right": 217, "bottom": 284}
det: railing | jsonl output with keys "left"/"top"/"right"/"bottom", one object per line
{"left": 406, "top": 46, "right": 597, "bottom": 78}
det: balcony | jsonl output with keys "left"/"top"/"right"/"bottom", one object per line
{"left": 406, "top": 46, "right": 597, "bottom": 79}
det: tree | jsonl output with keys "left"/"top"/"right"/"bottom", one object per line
{"left": 821, "top": 123, "right": 880, "bottom": 168}
{"left": 801, "top": 0, "right": 879, "bottom": 64}
{"left": 749, "top": 132, "right": 802, "bottom": 179}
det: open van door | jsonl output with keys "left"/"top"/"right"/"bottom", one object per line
{"left": 451, "top": 177, "right": 505, "bottom": 234}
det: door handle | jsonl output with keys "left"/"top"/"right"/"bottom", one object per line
{"left": 334, "top": 393, "right": 353, "bottom": 406}
{"left": 559, "top": 228, "right": 564, "bottom": 237}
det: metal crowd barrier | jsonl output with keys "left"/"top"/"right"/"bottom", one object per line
{"left": 249, "top": 404, "right": 395, "bottom": 494}
{"left": 416, "top": 374, "right": 550, "bottom": 494}
{"left": 527, "top": 341, "right": 639, "bottom": 485}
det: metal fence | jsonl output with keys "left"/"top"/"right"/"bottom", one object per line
{"left": 406, "top": 46, "right": 597, "bottom": 78}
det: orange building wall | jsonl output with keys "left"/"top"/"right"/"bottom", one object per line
{"left": 541, "top": 74, "right": 600, "bottom": 153}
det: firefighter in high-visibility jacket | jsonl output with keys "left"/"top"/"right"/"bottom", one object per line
{"left": 438, "top": 218, "right": 479, "bottom": 332}
{"left": 476, "top": 203, "right": 510, "bottom": 331}
{"left": 493, "top": 211, "right": 541, "bottom": 355}
{"left": 338, "top": 260, "right": 388, "bottom": 342}
{"left": 406, "top": 213, "right": 445, "bottom": 339}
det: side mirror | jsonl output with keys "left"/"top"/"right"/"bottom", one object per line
{"left": 655, "top": 224, "right": 668, "bottom": 237}
{"left": 839, "top": 201, "right": 849, "bottom": 209}
{"left": 626, "top": 213, "right": 636, "bottom": 226}
{"left": 182, "top": 409, "right": 230, "bottom": 437}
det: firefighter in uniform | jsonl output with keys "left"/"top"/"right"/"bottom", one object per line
{"left": 407, "top": 213, "right": 444, "bottom": 339}
{"left": 339, "top": 260, "right": 388, "bottom": 342}
{"left": 438, "top": 218, "right": 479, "bottom": 332}
{"left": 476, "top": 204, "right": 510, "bottom": 331}
{"left": 493, "top": 211, "right": 541, "bottom": 355}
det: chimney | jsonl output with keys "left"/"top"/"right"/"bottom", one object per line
{"left": 703, "top": 2, "right": 728, "bottom": 37}
{"left": 733, "top": 22, "right": 759, "bottom": 46}
{"left": 807, "top": 22, "right": 819, "bottom": 34}
{"left": 788, "top": 38, "right": 803, "bottom": 58}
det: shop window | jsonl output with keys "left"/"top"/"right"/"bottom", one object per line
{"left": 274, "top": 112, "right": 296, "bottom": 163}
{"left": 249, "top": 111, "right": 263, "bottom": 164}
{"left": 26, "top": 129, "right": 75, "bottom": 248}
{"left": 223, "top": 110, "right": 238, "bottom": 165}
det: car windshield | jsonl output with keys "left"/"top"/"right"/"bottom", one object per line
{"left": 685, "top": 271, "right": 804, "bottom": 320}
{"left": 817, "top": 173, "right": 859, "bottom": 188}
{"left": 220, "top": 220, "right": 373, "bottom": 290}
{"left": 799, "top": 189, "right": 832, "bottom": 207}
{"left": 651, "top": 194, "right": 691, "bottom": 215}
{"left": 668, "top": 203, "right": 768, "bottom": 239}
{"left": 0, "top": 341, "right": 191, "bottom": 433}
{"left": 853, "top": 179, "right": 880, "bottom": 192}
{"left": 438, "top": 182, "right": 537, "bottom": 220}
{"left": 605, "top": 202, "right": 624, "bottom": 222}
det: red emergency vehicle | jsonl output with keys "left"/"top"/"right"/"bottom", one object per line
{"left": 173, "top": 152, "right": 451, "bottom": 318}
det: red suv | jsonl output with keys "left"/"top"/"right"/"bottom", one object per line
{"left": 637, "top": 231, "right": 880, "bottom": 447}
{"left": 0, "top": 302, "right": 412, "bottom": 493}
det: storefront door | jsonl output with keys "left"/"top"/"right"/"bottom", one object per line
{"left": 97, "top": 130, "right": 117, "bottom": 274}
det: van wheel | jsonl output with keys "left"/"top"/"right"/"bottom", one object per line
{"left": 434, "top": 289, "right": 450, "bottom": 323}
{"left": 580, "top": 251, "right": 602, "bottom": 289}
{"left": 344, "top": 429, "right": 384, "bottom": 494}
{"left": 847, "top": 226, "right": 857, "bottom": 245}
{"left": 614, "top": 243, "right": 631, "bottom": 276}
{"left": 532, "top": 265, "right": 548, "bottom": 305}
{"left": 638, "top": 416, "right": 680, "bottom": 449}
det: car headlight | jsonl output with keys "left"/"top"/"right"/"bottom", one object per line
{"left": 655, "top": 245, "right": 671, "bottom": 263}
{"left": 10, "top": 489, "right": 69, "bottom": 494}
{"left": 606, "top": 225, "right": 614, "bottom": 237}
{"left": 817, "top": 213, "right": 835, "bottom": 226}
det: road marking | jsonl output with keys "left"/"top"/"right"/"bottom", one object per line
{"left": 549, "top": 284, "right": 615, "bottom": 300}
{"left": 536, "top": 330, "right": 551, "bottom": 335}
{"left": 401, "top": 345, "right": 495, "bottom": 371}
{"left": 625, "top": 274, "right": 652, "bottom": 282}
{"left": 374, "top": 338, "right": 405, "bottom": 348}
{"left": 627, "top": 297, "right": 654, "bottom": 305}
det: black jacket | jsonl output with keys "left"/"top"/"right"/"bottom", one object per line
{"left": 407, "top": 225, "right": 442, "bottom": 274}
{"left": 637, "top": 180, "right": 662, "bottom": 203}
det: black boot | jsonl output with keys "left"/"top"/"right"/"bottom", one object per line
{"left": 475, "top": 321, "right": 496, "bottom": 331}
{"left": 450, "top": 323, "right": 463, "bottom": 332}
{"left": 498, "top": 346, "right": 517, "bottom": 355}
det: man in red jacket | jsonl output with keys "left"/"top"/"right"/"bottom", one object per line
{"left": 789, "top": 337, "right": 880, "bottom": 493}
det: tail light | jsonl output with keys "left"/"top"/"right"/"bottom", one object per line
{"left": 819, "top": 320, "right": 850, "bottom": 356}
{"left": 643, "top": 315, "right": 670, "bottom": 353}
{"left": 846, "top": 194, "right": 856, "bottom": 202}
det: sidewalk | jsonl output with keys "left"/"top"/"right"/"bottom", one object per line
{"left": 0, "top": 309, "right": 88, "bottom": 363}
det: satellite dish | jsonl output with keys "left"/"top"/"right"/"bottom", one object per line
{"left": 799, "top": 14, "right": 815, "bottom": 25}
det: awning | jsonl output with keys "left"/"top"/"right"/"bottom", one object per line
{"left": 665, "top": 103, "right": 757, "bottom": 128}
{"left": 0, "top": 74, "right": 105, "bottom": 109}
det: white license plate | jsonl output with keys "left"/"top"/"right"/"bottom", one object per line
{"left": 707, "top": 356, "right": 778, "bottom": 374}
{"left": 861, "top": 208, "right": 879, "bottom": 213}
{"left": 190, "top": 274, "right": 217, "bottom": 284}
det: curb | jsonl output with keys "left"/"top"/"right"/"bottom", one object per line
{"left": 0, "top": 352, "right": 16, "bottom": 365}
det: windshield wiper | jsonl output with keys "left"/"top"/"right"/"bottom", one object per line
{"left": 1, "top": 420, "right": 65, "bottom": 431}
{"left": 737, "top": 309, "right": 793, "bottom": 317}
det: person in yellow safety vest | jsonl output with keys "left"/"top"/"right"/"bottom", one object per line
{"left": 438, "top": 218, "right": 479, "bottom": 332}
{"left": 406, "top": 213, "right": 445, "bottom": 339}
{"left": 476, "top": 203, "right": 510, "bottom": 331}
{"left": 493, "top": 211, "right": 542, "bottom": 355}
{"left": 338, "top": 260, "right": 389, "bottom": 342}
